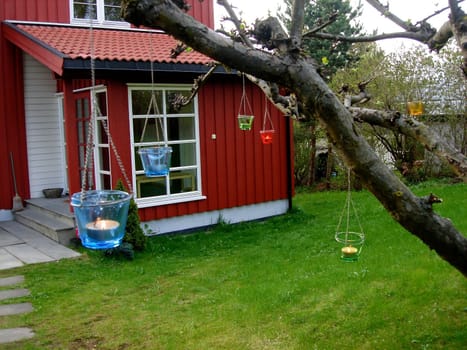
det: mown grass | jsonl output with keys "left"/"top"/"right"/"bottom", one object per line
{"left": 0, "top": 182, "right": 466, "bottom": 349}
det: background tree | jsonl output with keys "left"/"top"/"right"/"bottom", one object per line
{"left": 121, "top": 0, "right": 467, "bottom": 275}
{"left": 279, "top": 0, "right": 363, "bottom": 79}
{"left": 330, "top": 43, "right": 466, "bottom": 182}
{"left": 279, "top": 0, "right": 363, "bottom": 186}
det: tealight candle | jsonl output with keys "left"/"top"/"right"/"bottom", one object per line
{"left": 341, "top": 245, "right": 358, "bottom": 257}
{"left": 85, "top": 218, "right": 120, "bottom": 241}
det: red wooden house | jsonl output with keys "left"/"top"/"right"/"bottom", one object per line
{"left": 0, "top": 0, "right": 293, "bottom": 236}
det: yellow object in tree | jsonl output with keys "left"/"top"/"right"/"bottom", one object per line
{"left": 407, "top": 101, "right": 424, "bottom": 116}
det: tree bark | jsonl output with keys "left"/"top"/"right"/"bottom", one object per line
{"left": 121, "top": 0, "right": 467, "bottom": 276}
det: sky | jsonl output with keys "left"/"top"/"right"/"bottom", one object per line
{"left": 214, "top": 0, "right": 467, "bottom": 52}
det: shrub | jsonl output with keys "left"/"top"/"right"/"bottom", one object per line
{"left": 114, "top": 179, "right": 148, "bottom": 251}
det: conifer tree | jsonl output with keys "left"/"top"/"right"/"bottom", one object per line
{"left": 115, "top": 179, "right": 147, "bottom": 251}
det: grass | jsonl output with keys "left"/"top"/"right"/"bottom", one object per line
{"left": 0, "top": 182, "right": 466, "bottom": 349}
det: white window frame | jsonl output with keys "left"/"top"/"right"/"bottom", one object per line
{"left": 128, "top": 84, "right": 205, "bottom": 208}
{"left": 70, "top": 0, "right": 130, "bottom": 28}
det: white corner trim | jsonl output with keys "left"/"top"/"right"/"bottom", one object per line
{"left": 143, "top": 200, "right": 289, "bottom": 235}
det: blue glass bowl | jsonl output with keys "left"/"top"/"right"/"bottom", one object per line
{"left": 71, "top": 190, "right": 131, "bottom": 249}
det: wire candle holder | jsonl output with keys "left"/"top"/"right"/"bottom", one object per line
{"left": 335, "top": 168, "right": 365, "bottom": 261}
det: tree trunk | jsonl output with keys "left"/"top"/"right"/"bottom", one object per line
{"left": 121, "top": 0, "right": 467, "bottom": 276}
{"left": 325, "top": 142, "right": 333, "bottom": 190}
{"left": 307, "top": 123, "right": 317, "bottom": 186}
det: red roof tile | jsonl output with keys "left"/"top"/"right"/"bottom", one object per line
{"left": 16, "top": 24, "right": 212, "bottom": 65}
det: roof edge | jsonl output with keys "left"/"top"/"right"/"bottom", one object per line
{"left": 2, "top": 21, "right": 66, "bottom": 75}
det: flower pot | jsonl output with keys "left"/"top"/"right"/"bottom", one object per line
{"left": 42, "top": 188, "right": 63, "bottom": 198}
{"left": 335, "top": 231, "right": 365, "bottom": 262}
{"left": 238, "top": 115, "right": 254, "bottom": 131}
{"left": 407, "top": 101, "right": 424, "bottom": 116}
{"left": 138, "top": 146, "right": 172, "bottom": 177}
{"left": 71, "top": 190, "right": 131, "bottom": 250}
{"left": 260, "top": 130, "right": 274, "bottom": 144}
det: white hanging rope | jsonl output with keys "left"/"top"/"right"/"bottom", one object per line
{"left": 139, "top": 31, "right": 163, "bottom": 145}
{"left": 81, "top": 0, "right": 133, "bottom": 194}
{"left": 80, "top": 0, "right": 96, "bottom": 194}
{"left": 237, "top": 73, "right": 253, "bottom": 116}
{"left": 262, "top": 94, "right": 274, "bottom": 131}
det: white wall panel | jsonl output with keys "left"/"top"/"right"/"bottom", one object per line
{"left": 24, "top": 54, "right": 66, "bottom": 198}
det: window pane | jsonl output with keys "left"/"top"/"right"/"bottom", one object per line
{"left": 134, "top": 149, "right": 143, "bottom": 172}
{"left": 95, "top": 91, "right": 107, "bottom": 116}
{"left": 131, "top": 90, "right": 163, "bottom": 116}
{"left": 99, "top": 146, "right": 110, "bottom": 172}
{"left": 73, "top": 1, "right": 97, "bottom": 19}
{"left": 101, "top": 174, "right": 111, "bottom": 190}
{"left": 166, "top": 91, "right": 194, "bottom": 114}
{"left": 170, "top": 169, "right": 197, "bottom": 194}
{"left": 133, "top": 117, "right": 165, "bottom": 143}
{"left": 104, "top": 0, "right": 123, "bottom": 21}
{"left": 137, "top": 175, "right": 168, "bottom": 198}
{"left": 97, "top": 119, "right": 109, "bottom": 144}
{"left": 167, "top": 117, "right": 195, "bottom": 141}
{"left": 170, "top": 143, "right": 197, "bottom": 167}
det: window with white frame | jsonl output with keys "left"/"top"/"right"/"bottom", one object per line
{"left": 71, "top": 0, "right": 129, "bottom": 26}
{"left": 129, "top": 85, "right": 203, "bottom": 206}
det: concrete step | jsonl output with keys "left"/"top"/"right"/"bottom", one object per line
{"left": 0, "top": 327, "right": 35, "bottom": 344}
{"left": 25, "top": 197, "right": 74, "bottom": 226}
{"left": 0, "top": 221, "right": 80, "bottom": 261}
{"left": 15, "top": 208, "right": 75, "bottom": 245}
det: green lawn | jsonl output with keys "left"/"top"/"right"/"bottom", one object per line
{"left": 1, "top": 182, "right": 466, "bottom": 349}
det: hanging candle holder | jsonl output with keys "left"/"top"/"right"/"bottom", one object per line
{"left": 237, "top": 73, "right": 255, "bottom": 131}
{"left": 407, "top": 100, "right": 424, "bottom": 116}
{"left": 138, "top": 146, "right": 172, "bottom": 176}
{"left": 137, "top": 91, "right": 173, "bottom": 176}
{"left": 260, "top": 95, "right": 275, "bottom": 144}
{"left": 334, "top": 168, "right": 365, "bottom": 262}
{"left": 335, "top": 231, "right": 365, "bottom": 262}
{"left": 71, "top": 190, "right": 131, "bottom": 249}
{"left": 238, "top": 115, "right": 255, "bottom": 130}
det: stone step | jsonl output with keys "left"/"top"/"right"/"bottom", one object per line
{"left": 0, "top": 302, "right": 33, "bottom": 316}
{"left": 0, "top": 288, "right": 30, "bottom": 301}
{"left": 0, "top": 275, "right": 24, "bottom": 287}
{"left": 25, "top": 197, "right": 74, "bottom": 227}
{"left": 0, "top": 221, "right": 80, "bottom": 261}
{"left": 0, "top": 327, "right": 35, "bottom": 344}
{"left": 15, "top": 208, "right": 75, "bottom": 245}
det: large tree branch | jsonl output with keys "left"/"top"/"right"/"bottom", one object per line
{"left": 365, "top": 0, "right": 416, "bottom": 31}
{"left": 121, "top": 0, "right": 467, "bottom": 275}
{"left": 307, "top": 0, "right": 466, "bottom": 68}
{"left": 350, "top": 107, "right": 467, "bottom": 179}
{"left": 449, "top": 0, "right": 467, "bottom": 76}
{"left": 289, "top": 0, "right": 305, "bottom": 50}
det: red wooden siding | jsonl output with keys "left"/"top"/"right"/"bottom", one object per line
{"left": 0, "top": 41, "right": 29, "bottom": 208}
{"left": 106, "top": 80, "right": 132, "bottom": 190}
{"left": 138, "top": 77, "right": 291, "bottom": 222}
